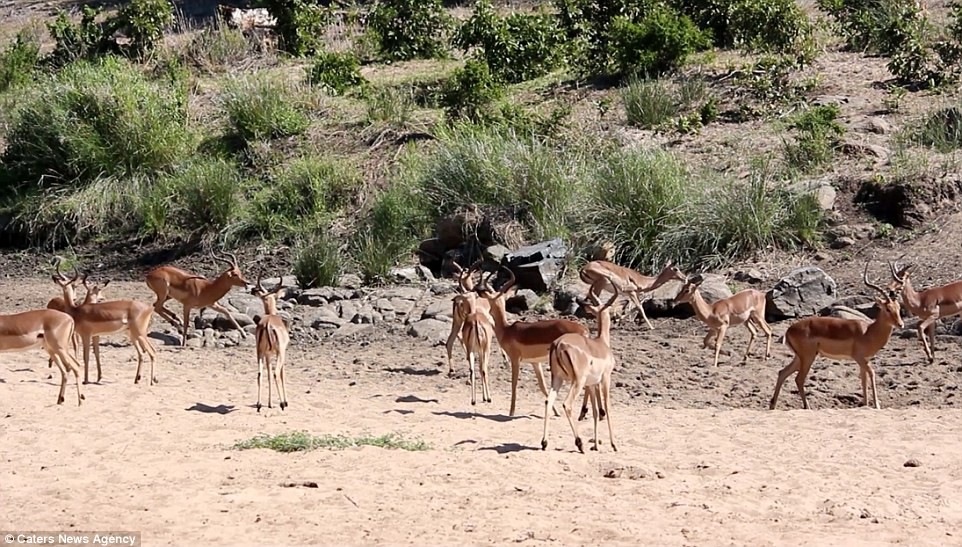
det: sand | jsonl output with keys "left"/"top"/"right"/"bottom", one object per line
{"left": 2, "top": 277, "right": 962, "bottom": 546}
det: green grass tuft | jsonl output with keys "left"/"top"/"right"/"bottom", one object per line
{"left": 234, "top": 431, "right": 431, "bottom": 452}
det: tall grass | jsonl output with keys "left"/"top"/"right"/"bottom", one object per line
{"left": 622, "top": 77, "right": 679, "bottom": 128}
{"left": 159, "top": 158, "right": 249, "bottom": 239}
{"left": 353, "top": 174, "right": 430, "bottom": 284}
{"left": 294, "top": 231, "right": 343, "bottom": 288}
{"left": 182, "top": 19, "right": 257, "bottom": 73}
{"left": 1, "top": 56, "right": 193, "bottom": 191}
{"left": 906, "top": 104, "right": 962, "bottom": 152}
{"left": 222, "top": 73, "right": 311, "bottom": 143}
{"left": 366, "top": 85, "right": 417, "bottom": 127}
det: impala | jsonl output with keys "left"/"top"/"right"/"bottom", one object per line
{"left": 770, "top": 263, "right": 903, "bottom": 410}
{"left": 53, "top": 268, "right": 158, "bottom": 385}
{"left": 542, "top": 281, "right": 620, "bottom": 454}
{"left": 459, "top": 292, "right": 495, "bottom": 407}
{"left": 673, "top": 275, "right": 773, "bottom": 367}
{"left": 46, "top": 266, "right": 105, "bottom": 372}
{"left": 251, "top": 275, "right": 290, "bottom": 411}
{"left": 579, "top": 260, "right": 686, "bottom": 330}
{"left": 444, "top": 260, "right": 504, "bottom": 376}
{"left": 0, "top": 307, "right": 84, "bottom": 405}
{"left": 145, "top": 250, "right": 250, "bottom": 346}
{"left": 477, "top": 268, "right": 594, "bottom": 417}
{"left": 888, "top": 255, "right": 962, "bottom": 362}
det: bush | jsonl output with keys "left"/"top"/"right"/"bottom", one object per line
{"left": 257, "top": 0, "right": 331, "bottom": 56}
{"left": 222, "top": 73, "right": 311, "bottom": 142}
{"left": 368, "top": 0, "right": 452, "bottom": 61}
{"left": 907, "top": 105, "right": 962, "bottom": 152}
{"left": 160, "top": 158, "right": 248, "bottom": 237}
{"left": 45, "top": 7, "right": 109, "bottom": 67}
{"left": 183, "top": 21, "right": 255, "bottom": 73}
{"left": 306, "top": 51, "right": 365, "bottom": 95}
{"left": 581, "top": 149, "right": 820, "bottom": 269}
{"left": 366, "top": 85, "right": 416, "bottom": 127}
{"left": 294, "top": 232, "right": 343, "bottom": 287}
{"left": 441, "top": 59, "right": 503, "bottom": 121}
{"left": 675, "top": 0, "right": 812, "bottom": 54}
{"left": 251, "top": 157, "right": 361, "bottom": 239}
{"left": 0, "top": 28, "right": 41, "bottom": 93}
{"left": 782, "top": 104, "right": 845, "bottom": 172}
{"left": 622, "top": 77, "right": 679, "bottom": 128}
{"left": 609, "top": 8, "right": 710, "bottom": 77}
{"left": 454, "top": 0, "right": 567, "bottom": 83}
{"left": 114, "top": 0, "right": 174, "bottom": 58}
{"left": 818, "top": 0, "right": 927, "bottom": 56}
{"left": 353, "top": 176, "right": 430, "bottom": 284}
{"left": 1, "top": 56, "right": 193, "bottom": 191}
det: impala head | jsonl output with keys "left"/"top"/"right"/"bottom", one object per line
{"left": 673, "top": 274, "right": 704, "bottom": 304}
{"left": 887, "top": 253, "right": 914, "bottom": 292}
{"left": 652, "top": 260, "right": 687, "bottom": 288}
{"left": 584, "top": 275, "right": 620, "bottom": 318}
{"left": 211, "top": 249, "right": 249, "bottom": 288}
{"left": 50, "top": 257, "right": 82, "bottom": 297}
{"left": 250, "top": 273, "right": 287, "bottom": 302}
{"left": 451, "top": 259, "right": 483, "bottom": 293}
{"left": 81, "top": 273, "right": 110, "bottom": 304}
{"left": 478, "top": 266, "right": 517, "bottom": 302}
{"left": 865, "top": 261, "right": 904, "bottom": 329}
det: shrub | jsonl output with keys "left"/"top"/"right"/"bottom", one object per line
{"left": 609, "top": 9, "right": 710, "bottom": 77}
{"left": 294, "top": 232, "right": 343, "bottom": 288}
{"left": 368, "top": 0, "right": 452, "bottom": 61}
{"left": 907, "top": 105, "right": 962, "bottom": 152}
{"left": 353, "top": 175, "right": 430, "bottom": 284}
{"left": 306, "top": 51, "right": 365, "bottom": 95}
{"left": 0, "top": 28, "right": 41, "bottom": 93}
{"left": 622, "top": 77, "right": 679, "bottom": 128}
{"left": 817, "top": 0, "right": 927, "bottom": 56}
{"left": 183, "top": 21, "right": 255, "bottom": 73}
{"left": 222, "top": 73, "right": 310, "bottom": 142}
{"left": 783, "top": 104, "right": 845, "bottom": 172}
{"left": 45, "top": 7, "right": 109, "bottom": 67}
{"left": 440, "top": 59, "right": 503, "bottom": 121}
{"left": 1, "top": 57, "right": 193, "bottom": 191}
{"left": 553, "top": 0, "right": 649, "bottom": 77}
{"left": 366, "top": 85, "right": 417, "bottom": 127}
{"left": 114, "top": 0, "right": 174, "bottom": 58}
{"left": 675, "top": 0, "right": 812, "bottom": 54}
{"left": 454, "top": 0, "right": 567, "bottom": 83}
{"left": 257, "top": 0, "right": 331, "bottom": 56}
{"left": 161, "top": 158, "right": 248, "bottom": 237}
{"left": 251, "top": 157, "right": 361, "bottom": 239}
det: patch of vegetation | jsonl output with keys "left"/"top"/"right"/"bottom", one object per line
{"left": 440, "top": 59, "right": 503, "bottom": 121}
{"left": 0, "top": 28, "right": 41, "bottom": 93}
{"left": 307, "top": 51, "right": 365, "bottom": 95}
{"left": 454, "top": 0, "right": 567, "bottom": 84}
{"left": 609, "top": 7, "right": 711, "bottom": 77}
{"left": 368, "top": 0, "right": 452, "bottom": 61}
{"left": 182, "top": 20, "right": 256, "bottom": 73}
{"left": 622, "top": 77, "right": 679, "bottom": 128}
{"left": 783, "top": 104, "right": 845, "bottom": 173}
{"left": 366, "top": 85, "right": 417, "bottom": 127}
{"left": 45, "top": 7, "right": 111, "bottom": 68}
{"left": 234, "top": 431, "right": 431, "bottom": 452}
{"left": 258, "top": 0, "right": 332, "bottom": 56}
{"left": 222, "top": 73, "right": 311, "bottom": 143}
{"left": 906, "top": 105, "right": 962, "bottom": 152}
{"left": 113, "top": 0, "right": 174, "bottom": 58}
{"left": 677, "top": 0, "right": 813, "bottom": 54}
{"left": 294, "top": 231, "right": 344, "bottom": 288}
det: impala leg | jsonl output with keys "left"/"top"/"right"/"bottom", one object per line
{"left": 92, "top": 335, "right": 102, "bottom": 383}
{"left": 755, "top": 314, "right": 774, "bottom": 360}
{"left": 181, "top": 305, "right": 192, "bottom": 347}
{"left": 602, "top": 371, "right": 617, "bottom": 451}
{"left": 131, "top": 334, "right": 145, "bottom": 385}
{"left": 858, "top": 358, "right": 881, "bottom": 409}
{"left": 508, "top": 356, "right": 521, "bottom": 416}
{"left": 209, "top": 302, "right": 248, "bottom": 339}
{"left": 578, "top": 387, "right": 605, "bottom": 422}
{"left": 445, "top": 313, "right": 462, "bottom": 375}
{"left": 702, "top": 330, "right": 715, "bottom": 350}
{"left": 713, "top": 323, "right": 729, "bottom": 367}
{"left": 742, "top": 321, "right": 758, "bottom": 364}
{"left": 480, "top": 341, "right": 492, "bottom": 403}
{"left": 265, "top": 354, "right": 274, "bottom": 410}
{"left": 468, "top": 350, "right": 477, "bottom": 407}
{"left": 541, "top": 372, "right": 564, "bottom": 451}
{"left": 627, "top": 291, "right": 653, "bottom": 330}
{"left": 142, "top": 337, "right": 158, "bottom": 385}
{"left": 532, "top": 362, "right": 561, "bottom": 417}
{"left": 589, "top": 386, "right": 602, "bottom": 451}
{"left": 794, "top": 356, "right": 815, "bottom": 409}
{"left": 916, "top": 316, "right": 936, "bottom": 362}
{"left": 277, "top": 348, "right": 288, "bottom": 410}
{"left": 51, "top": 353, "right": 68, "bottom": 405}
{"left": 256, "top": 354, "right": 264, "bottom": 412}
{"left": 562, "top": 376, "right": 588, "bottom": 453}
{"left": 81, "top": 333, "right": 92, "bottom": 385}
{"left": 271, "top": 352, "right": 283, "bottom": 411}
{"left": 927, "top": 320, "right": 938, "bottom": 356}
{"left": 858, "top": 363, "right": 869, "bottom": 407}
{"left": 769, "top": 356, "right": 800, "bottom": 410}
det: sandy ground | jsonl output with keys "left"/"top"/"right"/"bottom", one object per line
{"left": 2, "top": 277, "right": 962, "bottom": 546}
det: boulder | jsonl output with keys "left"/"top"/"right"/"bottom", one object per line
{"left": 407, "top": 318, "right": 451, "bottom": 345}
{"left": 505, "top": 289, "right": 539, "bottom": 313}
{"left": 502, "top": 238, "right": 568, "bottom": 293}
{"left": 766, "top": 266, "right": 837, "bottom": 320}
{"left": 388, "top": 266, "right": 434, "bottom": 284}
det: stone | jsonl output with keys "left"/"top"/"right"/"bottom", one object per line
{"left": 484, "top": 244, "right": 510, "bottom": 265}
{"left": 421, "top": 299, "right": 453, "bottom": 321}
{"left": 841, "top": 141, "right": 890, "bottom": 162}
{"left": 856, "top": 116, "right": 893, "bottom": 135}
{"left": 553, "top": 286, "right": 582, "bottom": 316}
{"left": 733, "top": 269, "right": 764, "bottom": 284}
{"left": 830, "top": 236, "right": 857, "bottom": 249}
{"left": 505, "top": 289, "right": 539, "bottom": 313}
{"left": 337, "top": 273, "right": 363, "bottom": 289}
{"left": 500, "top": 238, "right": 568, "bottom": 293}
{"left": 407, "top": 318, "right": 450, "bottom": 344}
{"left": 297, "top": 288, "right": 331, "bottom": 307}
{"left": 827, "top": 295, "right": 879, "bottom": 319}
{"left": 766, "top": 266, "right": 838, "bottom": 320}
{"left": 791, "top": 179, "right": 836, "bottom": 211}
{"left": 389, "top": 266, "right": 425, "bottom": 284}
{"left": 417, "top": 238, "right": 447, "bottom": 266}
{"left": 332, "top": 323, "right": 374, "bottom": 338}
{"left": 338, "top": 300, "right": 359, "bottom": 320}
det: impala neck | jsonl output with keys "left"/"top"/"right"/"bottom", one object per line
{"left": 207, "top": 272, "right": 239, "bottom": 301}
{"left": 485, "top": 295, "right": 510, "bottom": 339}
{"left": 597, "top": 310, "right": 612, "bottom": 346}
{"left": 59, "top": 284, "right": 79, "bottom": 311}
{"left": 262, "top": 297, "right": 278, "bottom": 316}
{"left": 686, "top": 288, "right": 715, "bottom": 325}
{"left": 865, "top": 315, "right": 897, "bottom": 354}
{"left": 900, "top": 277, "right": 921, "bottom": 311}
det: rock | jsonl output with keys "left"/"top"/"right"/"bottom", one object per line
{"left": 308, "top": 306, "right": 345, "bottom": 329}
{"left": 417, "top": 238, "right": 447, "bottom": 266}
{"left": 502, "top": 238, "right": 568, "bottom": 293}
{"left": 855, "top": 116, "right": 893, "bottom": 135}
{"left": 436, "top": 206, "right": 483, "bottom": 249}
{"left": 733, "top": 269, "right": 764, "bottom": 284}
{"left": 227, "top": 293, "right": 265, "bottom": 316}
{"left": 951, "top": 318, "right": 962, "bottom": 336}
{"left": 421, "top": 299, "right": 453, "bottom": 321}
{"left": 823, "top": 305, "right": 871, "bottom": 322}
{"left": 338, "top": 273, "right": 362, "bottom": 289}
{"left": 791, "top": 179, "right": 836, "bottom": 211}
{"left": 389, "top": 266, "right": 433, "bottom": 283}
{"left": 766, "top": 266, "right": 838, "bottom": 320}
{"left": 505, "top": 289, "right": 539, "bottom": 313}
{"left": 483, "top": 244, "right": 510, "bottom": 265}
{"left": 407, "top": 318, "right": 450, "bottom": 344}
{"left": 332, "top": 323, "right": 374, "bottom": 338}
{"left": 841, "top": 141, "right": 890, "bottom": 162}
{"left": 830, "top": 236, "right": 857, "bottom": 249}
{"left": 297, "top": 288, "right": 330, "bottom": 306}
{"left": 827, "top": 295, "right": 879, "bottom": 319}
{"left": 338, "top": 300, "right": 359, "bottom": 320}
{"left": 903, "top": 458, "right": 922, "bottom": 468}
{"left": 553, "top": 286, "right": 582, "bottom": 315}
{"left": 380, "top": 287, "right": 424, "bottom": 301}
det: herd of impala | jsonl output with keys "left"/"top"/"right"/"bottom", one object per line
{"left": 1, "top": 248, "right": 960, "bottom": 454}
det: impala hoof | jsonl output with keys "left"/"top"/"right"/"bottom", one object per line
{"left": 256, "top": 404, "right": 262, "bottom": 412}
{"left": 280, "top": 402, "right": 287, "bottom": 410}
{"left": 80, "top": 394, "right": 85, "bottom": 400}
{"left": 541, "top": 439, "right": 548, "bottom": 451}
{"left": 575, "top": 437, "right": 584, "bottom": 454}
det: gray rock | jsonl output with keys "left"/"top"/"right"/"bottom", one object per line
{"left": 421, "top": 299, "right": 453, "bottom": 321}
{"left": 841, "top": 141, "right": 890, "bottom": 162}
{"left": 389, "top": 297, "right": 416, "bottom": 317}
{"left": 733, "top": 269, "right": 764, "bottom": 284}
{"left": 407, "top": 318, "right": 450, "bottom": 344}
{"left": 503, "top": 238, "right": 568, "bottom": 293}
{"left": 506, "top": 289, "right": 539, "bottom": 313}
{"left": 297, "top": 288, "right": 331, "bottom": 307}
{"left": 791, "top": 179, "right": 835, "bottom": 211}
{"left": 827, "top": 295, "right": 879, "bottom": 319}
{"left": 766, "top": 266, "right": 837, "bottom": 320}
{"left": 338, "top": 273, "right": 363, "bottom": 289}
{"left": 484, "top": 244, "right": 510, "bottom": 265}
{"left": 338, "top": 300, "right": 359, "bottom": 320}
{"left": 830, "top": 236, "right": 857, "bottom": 249}
{"left": 389, "top": 266, "right": 434, "bottom": 284}
{"left": 332, "top": 323, "right": 374, "bottom": 338}
{"left": 227, "top": 293, "right": 264, "bottom": 316}
{"left": 380, "top": 287, "right": 424, "bottom": 301}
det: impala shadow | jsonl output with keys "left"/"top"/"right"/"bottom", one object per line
{"left": 186, "top": 403, "right": 236, "bottom": 414}
{"left": 478, "top": 443, "right": 539, "bottom": 454}
{"left": 432, "top": 410, "right": 529, "bottom": 423}
{"left": 385, "top": 366, "right": 441, "bottom": 377}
